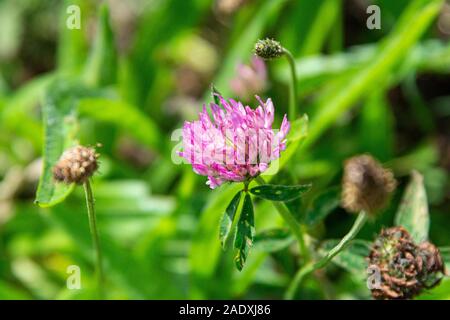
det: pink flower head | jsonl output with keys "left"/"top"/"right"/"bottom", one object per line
{"left": 230, "top": 56, "right": 268, "bottom": 101}
{"left": 179, "top": 95, "right": 290, "bottom": 189}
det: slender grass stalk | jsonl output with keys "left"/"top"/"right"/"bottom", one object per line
{"left": 83, "top": 179, "right": 104, "bottom": 299}
{"left": 254, "top": 176, "right": 310, "bottom": 263}
{"left": 285, "top": 210, "right": 368, "bottom": 299}
{"left": 282, "top": 48, "right": 298, "bottom": 121}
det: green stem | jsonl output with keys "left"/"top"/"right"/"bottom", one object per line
{"left": 83, "top": 179, "right": 104, "bottom": 299}
{"left": 254, "top": 176, "right": 310, "bottom": 263}
{"left": 285, "top": 210, "right": 368, "bottom": 299}
{"left": 282, "top": 48, "right": 298, "bottom": 121}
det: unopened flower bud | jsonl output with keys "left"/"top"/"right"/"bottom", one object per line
{"left": 341, "top": 154, "right": 396, "bottom": 214}
{"left": 254, "top": 38, "right": 284, "bottom": 60}
{"left": 53, "top": 145, "right": 99, "bottom": 184}
{"left": 368, "top": 227, "right": 445, "bottom": 300}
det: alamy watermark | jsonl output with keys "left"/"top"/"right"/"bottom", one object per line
{"left": 367, "top": 5, "right": 381, "bottom": 30}
{"left": 366, "top": 265, "right": 382, "bottom": 289}
{"left": 66, "top": 265, "right": 81, "bottom": 290}
{"left": 66, "top": 5, "right": 81, "bottom": 30}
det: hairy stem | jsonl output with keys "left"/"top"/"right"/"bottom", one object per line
{"left": 255, "top": 176, "right": 310, "bottom": 263}
{"left": 282, "top": 48, "right": 298, "bottom": 121}
{"left": 83, "top": 179, "right": 104, "bottom": 299}
{"left": 285, "top": 210, "right": 368, "bottom": 299}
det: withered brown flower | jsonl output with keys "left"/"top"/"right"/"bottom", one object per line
{"left": 368, "top": 226, "right": 445, "bottom": 300}
{"left": 341, "top": 154, "right": 396, "bottom": 214}
{"left": 53, "top": 145, "right": 99, "bottom": 184}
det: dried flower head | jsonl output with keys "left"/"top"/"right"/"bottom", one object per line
{"left": 53, "top": 145, "right": 99, "bottom": 184}
{"left": 179, "top": 95, "right": 290, "bottom": 189}
{"left": 254, "top": 38, "right": 283, "bottom": 60}
{"left": 417, "top": 241, "right": 446, "bottom": 288}
{"left": 368, "top": 227, "right": 445, "bottom": 300}
{"left": 341, "top": 154, "right": 396, "bottom": 214}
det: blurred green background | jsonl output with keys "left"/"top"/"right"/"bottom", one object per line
{"left": 0, "top": 0, "right": 449, "bottom": 299}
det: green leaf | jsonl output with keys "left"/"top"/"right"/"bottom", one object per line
{"left": 0, "top": 73, "right": 55, "bottom": 150}
{"left": 284, "top": 197, "right": 303, "bottom": 223}
{"left": 57, "top": 0, "right": 88, "bottom": 74}
{"left": 83, "top": 4, "right": 117, "bottom": 87}
{"left": 0, "top": 1, "right": 22, "bottom": 60}
{"left": 35, "top": 81, "right": 102, "bottom": 207}
{"left": 304, "top": 186, "right": 341, "bottom": 226}
{"left": 265, "top": 114, "right": 309, "bottom": 179}
{"left": 254, "top": 228, "right": 294, "bottom": 253}
{"left": 91, "top": 180, "right": 175, "bottom": 217}
{"left": 417, "top": 278, "right": 450, "bottom": 300}
{"left": 0, "top": 280, "right": 32, "bottom": 300}
{"left": 77, "top": 98, "right": 163, "bottom": 152}
{"left": 249, "top": 184, "right": 311, "bottom": 202}
{"left": 234, "top": 193, "right": 255, "bottom": 271}
{"left": 219, "top": 191, "right": 242, "bottom": 249}
{"left": 48, "top": 204, "right": 159, "bottom": 298}
{"left": 394, "top": 171, "right": 430, "bottom": 243}
{"left": 319, "top": 239, "right": 371, "bottom": 279}
{"left": 359, "top": 88, "right": 394, "bottom": 162}
{"left": 287, "top": 114, "right": 309, "bottom": 143}
{"left": 35, "top": 82, "right": 81, "bottom": 207}
{"left": 300, "top": 0, "right": 341, "bottom": 56}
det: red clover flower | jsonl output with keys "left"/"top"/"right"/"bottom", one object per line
{"left": 179, "top": 95, "right": 290, "bottom": 189}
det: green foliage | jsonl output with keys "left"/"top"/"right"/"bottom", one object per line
{"left": 395, "top": 171, "right": 430, "bottom": 243}
{"left": 234, "top": 193, "right": 255, "bottom": 271}
{"left": 254, "top": 228, "right": 294, "bottom": 253}
{"left": 35, "top": 81, "right": 91, "bottom": 206}
{"left": 319, "top": 240, "right": 371, "bottom": 279}
{"left": 83, "top": 5, "right": 117, "bottom": 87}
{"left": 287, "top": 114, "right": 309, "bottom": 143}
{"left": 57, "top": 0, "right": 88, "bottom": 74}
{"left": 77, "top": 98, "right": 163, "bottom": 152}
{"left": 302, "top": 0, "right": 444, "bottom": 150}
{"left": 304, "top": 187, "right": 341, "bottom": 226}
{"left": 219, "top": 190, "right": 242, "bottom": 249}
{"left": 249, "top": 184, "right": 312, "bottom": 202}
{"left": 359, "top": 89, "right": 394, "bottom": 162}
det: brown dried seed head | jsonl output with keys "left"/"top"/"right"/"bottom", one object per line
{"left": 368, "top": 227, "right": 422, "bottom": 300}
{"left": 53, "top": 145, "right": 99, "bottom": 184}
{"left": 341, "top": 154, "right": 396, "bottom": 214}
{"left": 418, "top": 242, "right": 444, "bottom": 274}
{"left": 368, "top": 227, "right": 446, "bottom": 300}
{"left": 417, "top": 241, "right": 446, "bottom": 288}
